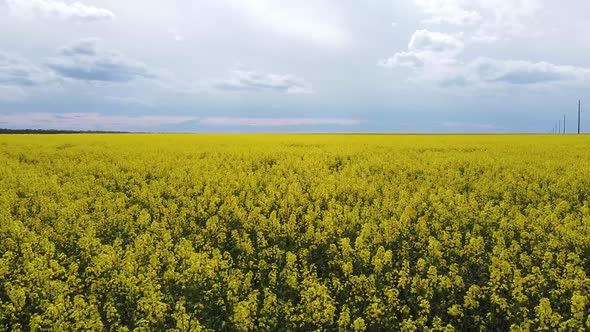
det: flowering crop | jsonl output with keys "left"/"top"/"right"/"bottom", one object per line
{"left": 0, "top": 134, "right": 589, "bottom": 331}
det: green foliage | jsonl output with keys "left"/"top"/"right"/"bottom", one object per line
{"left": 0, "top": 134, "right": 589, "bottom": 330}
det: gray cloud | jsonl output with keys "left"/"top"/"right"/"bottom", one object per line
{"left": 105, "top": 96, "right": 155, "bottom": 108}
{"left": 0, "top": 52, "right": 55, "bottom": 87}
{"left": 428, "top": 58, "right": 590, "bottom": 88}
{"left": 46, "top": 39, "right": 156, "bottom": 83}
{"left": 0, "top": 112, "right": 197, "bottom": 131}
{"left": 5, "top": 0, "right": 115, "bottom": 21}
{"left": 199, "top": 117, "right": 359, "bottom": 127}
{"left": 215, "top": 69, "right": 313, "bottom": 94}
{"left": 58, "top": 38, "right": 98, "bottom": 56}
{"left": 0, "top": 113, "right": 360, "bottom": 131}
{"left": 469, "top": 58, "right": 590, "bottom": 85}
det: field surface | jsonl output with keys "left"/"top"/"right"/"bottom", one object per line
{"left": 0, "top": 134, "right": 589, "bottom": 331}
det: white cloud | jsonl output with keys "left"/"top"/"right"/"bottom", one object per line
{"left": 379, "top": 30, "right": 590, "bottom": 88}
{"left": 215, "top": 69, "right": 313, "bottom": 94}
{"left": 413, "top": 0, "right": 543, "bottom": 41}
{"left": 5, "top": 0, "right": 115, "bottom": 21}
{"left": 379, "top": 30, "right": 461, "bottom": 69}
{"left": 379, "top": 51, "right": 425, "bottom": 68}
{"left": 414, "top": 0, "right": 481, "bottom": 25}
{"left": 199, "top": 117, "right": 360, "bottom": 127}
{"left": 168, "top": 29, "right": 185, "bottom": 42}
{"left": 409, "top": 29, "right": 463, "bottom": 55}
{"left": 46, "top": 39, "right": 156, "bottom": 83}
{"left": 0, "top": 112, "right": 196, "bottom": 130}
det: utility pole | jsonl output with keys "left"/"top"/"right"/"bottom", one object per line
{"left": 579, "top": 100, "right": 581, "bottom": 134}
{"left": 563, "top": 114, "right": 566, "bottom": 134}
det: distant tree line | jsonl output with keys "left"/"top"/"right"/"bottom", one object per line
{"left": 0, "top": 128, "right": 129, "bottom": 134}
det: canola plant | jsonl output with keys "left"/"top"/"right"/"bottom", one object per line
{"left": 0, "top": 134, "right": 589, "bottom": 331}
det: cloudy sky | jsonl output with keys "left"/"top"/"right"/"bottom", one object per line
{"left": 1, "top": 0, "right": 589, "bottom": 132}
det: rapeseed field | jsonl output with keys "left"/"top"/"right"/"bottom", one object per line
{"left": 0, "top": 134, "right": 589, "bottom": 331}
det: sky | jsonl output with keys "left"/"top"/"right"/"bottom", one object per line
{"left": 0, "top": 0, "right": 589, "bottom": 133}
